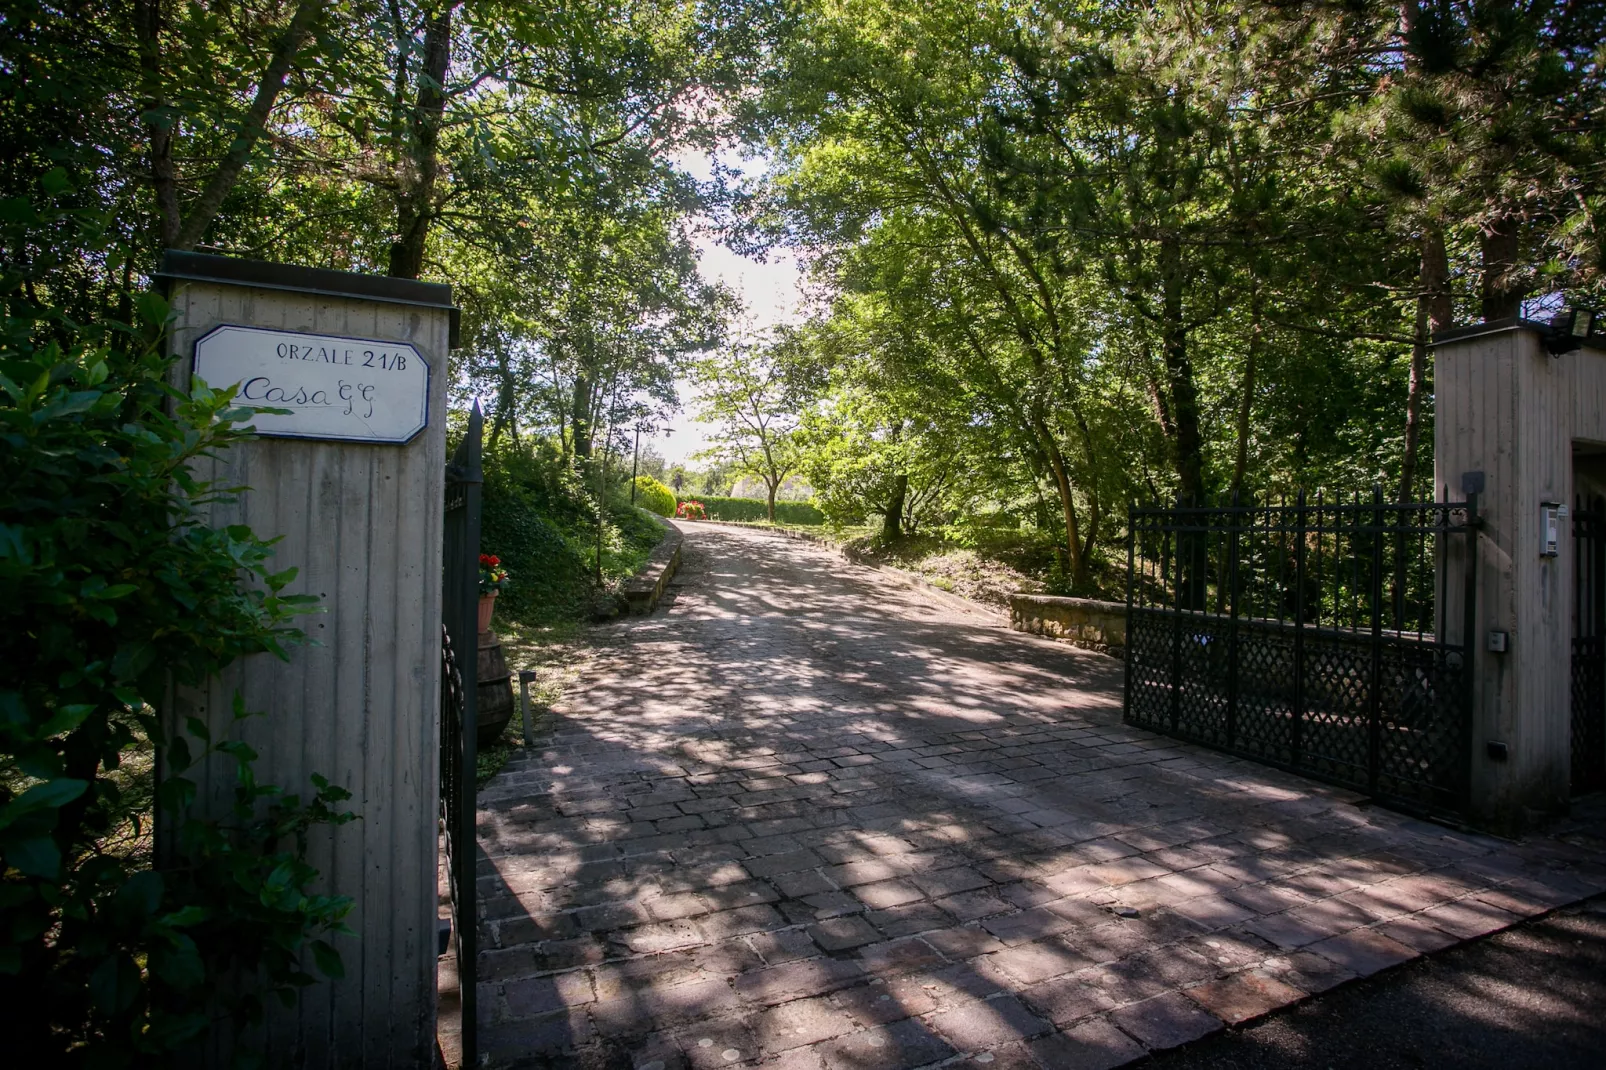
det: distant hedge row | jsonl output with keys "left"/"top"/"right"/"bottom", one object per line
{"left": 692, "top": 495, "right": 825, "bottom": 525}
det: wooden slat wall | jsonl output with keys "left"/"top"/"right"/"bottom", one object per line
{"left": 1435, "top": 328, "right": 1606, "bottom": 825}
{"left": 1570, "top": 347, "right": 1606, "bottom": 446}
{"left": 1513, "top": 332, "right": 1571, "bottom": 813}
{"left": 164, "top": 281, "right": 447, "bottom": 1068}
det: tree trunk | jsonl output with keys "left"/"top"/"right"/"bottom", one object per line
{"left": 1479, "top": 211, "right": 1526, "bottom": 322}
{"left": 388, "top": 4, "right": 452, "bottom": 279}
{"left": 766, "top": 481, "right": 777, "bottom": 522}
{"left": 1031, "top": 477, "right": 1067, "bottom": 574}
{"left": 1038, "top": 423, "right": 1087, "bottom": 590}
{"left": 139, "top": 0, "right": 324, "bottom": 251}
{"left": 1231, "top": 285, "right": 1262, "bottom": 504}
{"left": 134, "top": 0, "right": 180, "bottom": 247}
{"left": 571, "top": 371, "right": 592, "bottom": 459}
{"left": 1400, "top": 225, "right": 1451, "bottom": 503}
{"left": 883, "top": 472, "right": 908, "bottom": 541}
{"left": 1159, "top": 236, "right": 1206, "bottom": 507}
{"left": 1159, "top": 235, "right": 1208, "bottom": 607}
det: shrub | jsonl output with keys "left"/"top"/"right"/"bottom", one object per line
{"left": 480, "top": 442, "right": 594, "bottom": 623}
{"left": 675, "top": 500, "right": 707, "bottom": 520}
{"left": 478, "top": 439, "right": 669, "bottom": 623}
{"left": 0, "top": 270, "right": 353, "bottom": 1061}
{"left": 699, "top": 495, "right": 825, "bottom": 525}
{"left": 633, "top": 475, "right": 676, "bottom": 517}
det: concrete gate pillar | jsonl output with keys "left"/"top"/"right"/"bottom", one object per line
{"left": 156, "top": 252, "right": 457, "bottom": 1067}
{"left": 1433, "top": 318, "right": 1606, "bottom": 828}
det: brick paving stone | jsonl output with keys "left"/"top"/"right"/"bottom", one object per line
{"left": 751, "top": 927, "right": 832, "bottom": 965}
{"left": 866, "top": 902, "right": 953, "bottom": 938}
{"left": 472, "top": 523, "right": 1606, "bottom": 1068}
{"left": 755, "top": 996, "right": 856, "bottom": 1052}
{"left": 824, "top": 859, "right": 906, "bottom": 887}
{"left": 745, "top": 849, "right": 825, "bottom": 878}
{"left": 913, "top": 866, "right": 993, "bottom": 899}
{"left": 835, "top": 979, "right": 941, "bottom": 1025}
{"left": 736, "top": 959, "right": 868, "bottom": 1005}
{"left": 768, "top": 1048, "right": 826, "bottom": 1070}
{"left": 794, "top": 890, "right": 863, "bottom": 921}
{"left": 1258, "top": 949, "right": 1357, "bottom": 995}
{"left": 982, "top": 906, "right": 1080, "bottom": 945}
{"left": 987, "top": 940, "right": 1096, "bottom": 985}
{"left": 1019, "top": 974, "right": 1118, "bottom": 1027}
{"left": 965, "top": 1040, "right": 1044, "bottom": 1070}
{"left": 1415, "top": 896, "right": 1525, "bottom": 939}
{"left": 700, "top": 904, "right": 787, "bottom": 939}
{"left": 1183, "top": 969, "right": 1306, "bottom": 1024}
{"left": 810, "top": 915, "right": 882, "bottom": 952}
{"left": 639, "top": 977, "right": 744, "bottom": 1027}
{"left": 774, "top": 870, "right": 840, "bottom": 898}
{"left": 819, "top": 1017, "right": 958, "bottom": 1069}
{"left": 621, "top": 921, "right": 708, "bottom": 954}
{"left": 922, "top": 925, "right": 1008, "bottom": 960}
{"left": 939, "top": 890, "right": 1016, "bottom": 922}
{"left": 855, "top": 937, "right": 947, "bottom": 975}
{"left": 1167, "top": 895, "right": 1257, "bottom": 931}
{"left": 1065, "top": 921, "right": 1154, "bottom": 965}
{"left": 929, "top": 995, "right": 1054, "bottom": 1051}
{"left": 853, "top": 879, "right": 926, "bottom": 910}
{"left": 1371, "top": 912, "right": 1460, "bottom": 953}
{"left": 1044, "top": 898, "right": 1119, "bottom": 930}
{"left": 483, "top": 1008, "right": 594, "bottom": 1059}
{"left": 1027, "top": 1017, "right": 1147, "bottom": 1070}
{"left": 1307, "top": 927, "right": 1418, "bottom": 975}
{"left": 1241, "top": 909, "right": 1339, "bottom": 950}
{"left": 1125, "top": 943, "right": 1219, "bottom": 989}
{"left": 673, "top": 1017, "right": 758, "bottom": 1069}
{"left": 627, "top": 1033, "right": 687, "bottom": 1070}
{"left": 648, "top": 893, "right": 712, "bottom": 921}
{"left": 1109, "top": 991, "right": 1224, "bottom": 1050}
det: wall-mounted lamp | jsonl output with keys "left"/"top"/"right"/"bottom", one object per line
{"left": 1546, "top": 307, "right": 1603, "bottom": 354}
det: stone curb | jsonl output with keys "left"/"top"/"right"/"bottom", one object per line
{"left": 1008, "top": 593, "right": 1127, "bottom": 658}
{"left": 618, "top": 515, "right": 683, "bottom": 616}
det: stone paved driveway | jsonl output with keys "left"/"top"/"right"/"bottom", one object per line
{"left": 471, "top": 522, "right": 1606, "bottom": 1069}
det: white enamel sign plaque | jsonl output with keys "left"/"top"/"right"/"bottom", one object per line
{"left": 193, "top": 324, "right": 430, "bottom": 444}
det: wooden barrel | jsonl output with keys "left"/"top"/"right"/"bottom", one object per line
{"left": 476, "top": 629, "right": 515, "bottom": 746}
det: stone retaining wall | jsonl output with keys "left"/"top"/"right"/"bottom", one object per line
{"left": 620, "top": 517, "right": 682, "bottom": 615}
{"left": 1008, "top": 593, "right": 1126, "bottom": 655}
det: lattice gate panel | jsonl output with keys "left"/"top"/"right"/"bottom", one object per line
{"left": 1123, "top": 492, "right": 1477, "bottom": 819}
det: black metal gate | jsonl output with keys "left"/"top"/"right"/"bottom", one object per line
{"left": 1573, "top": 495, "right": 1606, "bottom": 794}
{"left": 441, "top": 404, "right": 482, "bottom": 1065}
{"left": 1124, "top": 488, "right": 1479, "bottom": 817}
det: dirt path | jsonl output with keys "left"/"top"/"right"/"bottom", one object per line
{"left": 466, "top": 522, "right": 1606, "bottom": 1069}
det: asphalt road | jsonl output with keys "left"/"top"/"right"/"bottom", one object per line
{"left": 1147, "top": 896, "right": 1606, "bottom": 1069}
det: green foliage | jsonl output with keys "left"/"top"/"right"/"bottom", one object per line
{"left": 691, "top": 331, "right": 813, "bottom": 520}
{"left": 479, "top": 438, "right": 668, "bottom": 623}
{"left": 0, "top": 205, "right": 352, "bottom": 1061}
{"left": 479, "top": 440, "right": 597, "bottom": 623}
{"left": 634, "top": 476, "right": 677, "bottom": 517}
{"left": 699, "top": 496, "right": 825, "bottom": 525}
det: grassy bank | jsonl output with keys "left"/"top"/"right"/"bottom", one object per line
{"left": 474, "top": 440, "right": 671, "bottom": 783}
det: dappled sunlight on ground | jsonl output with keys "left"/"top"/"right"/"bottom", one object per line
{"left": 458, "top": 522, "right": 1606, "bottom": 1070}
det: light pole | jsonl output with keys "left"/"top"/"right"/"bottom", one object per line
{"left": 629, "top": 424, "right": 675, "bottom": 506}
{"left": 629, "top": 424, "right": 646, "bottom": 505}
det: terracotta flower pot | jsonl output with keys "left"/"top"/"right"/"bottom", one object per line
{"left": 477, "top": 592, "right": 497, "bottom": 633}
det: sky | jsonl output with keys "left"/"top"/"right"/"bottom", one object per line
{"left": 655, "top": 149, "right": 807, "bottom": 465}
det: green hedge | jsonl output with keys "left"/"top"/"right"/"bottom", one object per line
{"left": 694, "top": 496, "right": 825, "bottom": 525}
{"left": 633, "top": 475, "right": 676, "bottom": 517}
